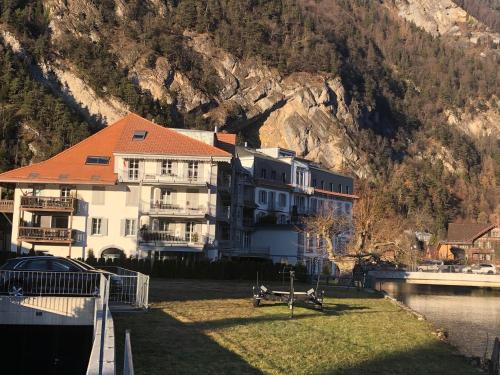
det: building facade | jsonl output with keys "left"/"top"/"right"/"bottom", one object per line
{"left": 0, "top": 114, "right": 232, "bottom": 259}
{"left": 227, "top": 147, "right": 357, "bottom": 274}
{"left": 436, "top": 223, "right": 500, "bottom": 265}
{"left": 0, "top": 113, "right": 357, "bottom": 271}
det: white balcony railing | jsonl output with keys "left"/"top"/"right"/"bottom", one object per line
{"left": 119, "top": 170, "right": 210, "bottom": 185}
{"left": 147, "top": 203, "right": 209, "bottom": 217}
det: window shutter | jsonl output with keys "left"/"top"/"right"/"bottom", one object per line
{"left": 153, "top": 188, "right": 161, "bottom": 203}
{"left": 87, "top": 218, "right": 93, "bottom": 235}
{"left": 126, "top": 186, "right": 139, "bottom": 206}
{"left": 120, "top": 219, "right": 126, "bottom": 237}
{"left": 102, "top": 218, "right": 108, "bottom": 236}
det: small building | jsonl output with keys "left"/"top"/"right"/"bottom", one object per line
{"left": 437, "top": 223, "right": 500, "bottom": 265}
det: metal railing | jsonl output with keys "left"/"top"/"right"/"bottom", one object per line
{"left": 100, "top": 267, "right": 149, "bottom": 309}
{"left": 20, "top": 196, "right": 76, "bottom": 211}
{"left": 139, "top": 231, "right": 204, "bottom": 245}
{"left": 0, "top": 199, "right": 14, "bottom": 212}
{"left": 149, "top": 203, "right": 208, "bottom": 216}
{"left": 18, "top": 227, "right": 74, "bottom": 242}
{"left": 0, "top": 270, "right": 101, "bottom": 296}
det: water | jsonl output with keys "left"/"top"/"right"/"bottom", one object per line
{"left": 379, "top": 281, "right": 500, "bottom": 358}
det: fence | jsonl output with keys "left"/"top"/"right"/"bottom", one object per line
{"left": 100, "top": 267, "right": 149, "bottom": 309}
{"left": 0, "top": 270, "right": 101, "bottom": 296}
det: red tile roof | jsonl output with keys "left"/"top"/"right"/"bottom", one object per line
{"left": 0, "top": 113, "right": 231, "bottom": 185}
{"left": 114, "top": 113, "right": 231, "bottom": 157}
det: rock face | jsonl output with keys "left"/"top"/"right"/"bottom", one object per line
{"left": 2, "top": 0, "right": 496, "bottom": 179}
{"left": 391, "top": 0, "right": 499, "bottom": 52}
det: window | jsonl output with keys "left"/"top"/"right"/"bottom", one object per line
{"left": 329, "top": 183, "right": 334, "bottom": 192}
{"left": 271, "top": 170, "right": 276, "bottom": 180}
{"left": 188, "top": 161, "right": 199, "bottom": 180}
{"left": 185, "top": 222, "right": 196, "bottom": 242}
{"left": 261, "top": 168, "right": 267, "bottom": 179}
{"left": 161, "top": 160, "right": 173, "bottom": 175}
{"left": 295, "top": 168, "right": 306, "bottom": 187}
{"left": 127, "top": 159, "right": 140, "bottom": 180}
{"left": 312, "top": 178, "right": 317, "bottom": 187}
{"left": 91, "top": 218, "right": 107, "bottom": 236}
{"left": 345, "top": 185, "right": 350, "bottom": 194}
{"left": 60, "top": 186, "right": 73, "bottom": 197}
{"left": 279, "top": 215, "right": 287, "bottom": 224}
{"left": 18, "top": 259, "right": 49, "bottom": 271}
{"left": 259, "top": 190, "right": 267, "bottom": 204}
{"left": 279, "top": 193, "right": 287, "bottom": 207}
{"left": 160, "top": 188, "right": 171, "bottom": 204}
{"left": 338, "top": 184, "right": 342, "bottom": 193}
{"left": 320, "top": 180, "right": 324, "bottom": 189}
{"left": 132, "top": 130, "right": 147, "bottom": 140}
{"left": 86, "top": 156, "right": 110, "bottom": 165}
{"left": 51, "top": 259, "right": 79, "bottom": 272}
{"left": 124, "top": 219, "right": 137, "bottom": 236}
{"left": 243, "top": 232, "right": 251, "bottom": 249}
{"left": 52, "top": 216, "right": 69, "bottom": 229}
{"left": 282, "top": 172, "right": 287, "bottom": 183}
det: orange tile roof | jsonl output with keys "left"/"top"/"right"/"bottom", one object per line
{"left": 0, "top": 113, "right": 230, "bottom": 185}
{"left": 215, "top": 133, "right": 236, "bottom": 145}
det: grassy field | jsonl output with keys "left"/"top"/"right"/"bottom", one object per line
{"left": 113, "top": 279, "right": 476, "bottom": 375}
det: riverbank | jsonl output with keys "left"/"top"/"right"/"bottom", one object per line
{"left": 114, "top": 279, "right": 477, "bottom": 374}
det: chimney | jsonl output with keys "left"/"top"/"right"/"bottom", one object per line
{"left": 214, "top": 126, "right": 218, "bottom": 133}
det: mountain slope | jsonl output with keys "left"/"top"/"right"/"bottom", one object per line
{"left": 0, "top": 0, "right": 498, "bottom": 234}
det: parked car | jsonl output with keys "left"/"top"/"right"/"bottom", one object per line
{"left": 417, "top": 260, "right": 444, "bottom": 272}
{"left": 462, "top": 264, "right": 497, "bottom": 275}
{"left": 0, "top": 256, "right": 122, "bottom": 296}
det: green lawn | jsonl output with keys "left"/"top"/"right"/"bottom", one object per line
{"left": 113, "top": 279, "right": 476, "bottom": 375}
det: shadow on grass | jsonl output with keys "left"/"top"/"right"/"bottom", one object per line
{"left": 316, "top": 344, "right": 475, "bottom": 375}
{"left": 114, "top": 309, "right": 264, "bottom": 375}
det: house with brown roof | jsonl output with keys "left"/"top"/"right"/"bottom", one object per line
{"left": 0, "top": 113, "right": 232, "bottom": 259}
{"left": 436, "top": 223, "right": 500, "bottom": 265}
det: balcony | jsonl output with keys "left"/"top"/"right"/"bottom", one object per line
{"left": 216, "top": 206, "right": 231, "bottom": 221}
{"left": 147, "top": 203, "right": 209, "bottom": 218}
{"left": 139, "top": 231, "right": 205, "bottom": 248}
{"left": 18, "top": 227, "right": 74, "bottom": 244}
{"left": 0, "top": 200, "right": 14, "bottom": 213}
{"left": 121, "top": 171, "right": 210, "bottom": 186}
{"left": 20, "top": 196, "right": 76, "bottom": 212}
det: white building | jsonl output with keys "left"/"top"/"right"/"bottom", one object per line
{"left": 228, "top": 147, "right": 357, "bottom": 274}
{"left": 0, "top": 113, "right": 232, "bottom": 260}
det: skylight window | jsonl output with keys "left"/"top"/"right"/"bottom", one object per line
{"left": 86, "top": 156, "right": 110, "bottom": 165}
{"left": 132, "top": 130, "right": 147, "bottom": 141}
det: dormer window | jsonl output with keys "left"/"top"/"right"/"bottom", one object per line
{"left": 86, "top": 156, "right": 110, "bottom": 165}
{"left": 132, "top": 130, "right": 147, "bottom": 141}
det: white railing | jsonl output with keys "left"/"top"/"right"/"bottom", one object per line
{"left": 100, "top": 267, "right": 149, "bottom": 309}
{"left": 0, "top": 270, "right": 101, "bottom": 296}
{"left": 119, "top": 170, "right": 209, "bottom": 185}
{"left": 148, "top": 203, "right": 208, "bottom": 216}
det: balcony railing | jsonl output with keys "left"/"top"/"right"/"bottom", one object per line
{"left": 18, "top": 227, "right": 74, "bottom": 243}
{"left": 148, "top": 203, "right": 208, "bottom": 217}
{"left": 0, "top": 200, "right": 14, "bottom": 213}
{"left": 20, "top": 196, "right": 76, "bottom": 211}
{"left": 139, "top": 231, "right": 204, "bottom": 245}
{"left": 120, "top": 170, "right": 209, "bottom": 185}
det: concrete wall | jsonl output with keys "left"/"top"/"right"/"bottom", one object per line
{"left": 369, "top": 271, "right": 500, "bottom": 288}
{"left": 0, "top": 296, "right": 96, "bottom": 325}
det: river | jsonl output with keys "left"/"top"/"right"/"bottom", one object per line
{"left": 379, "top": 281, "right": 500, "bottom": 358}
